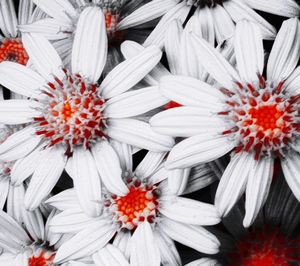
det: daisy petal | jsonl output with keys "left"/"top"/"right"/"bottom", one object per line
{"left": 72, "top": 7, "right": 107, "bottom": 83}
{"left": 235, "top": 20, "right": 264, "bottom": 82}
{"left": 109, "top": 140, "right": 133, "bottom": 172}
{"left": 159, "top": 75, "right": 225, "bottom": 107}
{"left": 160, "top": 196, "right": 220, "bottom": 225}
{"left": 135, "top": 151, "right": 166, "bottom": 179}
{"left": 0, "top": 99, "right": 40, "bottom": 124}
{"left": 18, "top": 0, "right": 34, "bottom": 25}
{"left": 24, "top": 146, "right": 66, "bottom": 210}
{"left": 190, "top": 32, "right": 240, "bottom": 89}
{"left": 32, "top": 0, "right": 77, "bottom": 23}
{"left": 244, "top": 156, "right": 273, "bottom": 227}
{"left": 91, "top": 141, "right": 128, "bottom": 196}
{"left": 71, "top": 148, "right": 102, "bottom": 217}
{"left": 281, "top": 154, "right": 300, "bottom": 202}
{"left": 0, "top": 0, "right": 17, "bottom": 38}
{"left": 22, "top": 33, "right": 64, "bottom": 80}
{"left": 285, "top": 66, "right": 300, "bottom": 95}
{"left": 104, "top": 86, "right": 168, "bottom": 118}
{"left": 244, "top": 0, "right": 300, "bottom": 17}
{"left": 54, "top": 219, "right": 116, "bottom": 264}
{"left": 93, "top": 244, "right": 130, "bottom": 266}
{"left": 168, "top": 168, "right": 190, "bottom": 195}
{"left": 101, "top": 46, "right": 162, "bottom": 99}
{"left": 107, "top": 118, "right": 174, "bottom": 152}
{"left": 223, "top": 0, "right": 276, "bottom": 40}
{"left": 0, "top": 126, "right": 41, "bottom": 162}
{"left": 0, "top": 61, "right": 44, "bottom": 98}
{"left": 154, "top": 231, "right": 181, "bottom": 266}
{"left": 185, "top": 258, "right": 219, "bottom": 266}
{"left": 46, "top": 189, "right": 78, "bottom": 211}
{"left": 117, "top": 0, "right": 179, "bottom": 30}
{"left": 113, "top": 230, "right": 131, "bottom": 259}
{"left": 166, "top": 134, "right": 234, "bottom": 169}
{"left": 159, "top": 218, "right": 220, "bottom": 254}
{"left": 267, "top": 18, "right": 300, "bottom": 83}
{"left": 215, "top": 153, "right": 254, "bottom": 217}
{"left": 130, "top": 222, "right": 160, "bottom": 266}
{"left": 150, "top": 107, "right": 226, "bottom": 137}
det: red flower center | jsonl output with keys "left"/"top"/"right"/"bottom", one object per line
{"left": 0, "top": 38, "right": 29, "bottom": 65}
{"left": 228, "top": 228, "right": 299, "bottom": 266}
{"left": 34, "top": 70, "right": 106, "bottom": 150}
{"left": 28, "top": 251, "right": 55, "bottom": 266}
{"left": 220, "top": 76, "right": 300, "bottom": 160}
{"left": 105, "top": 179, "right": 159, "bottom": 230}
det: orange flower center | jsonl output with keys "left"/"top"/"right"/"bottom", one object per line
{"left": 0, "top": 38, "right": 29, "bottom": 65}
{"left": 28, "top": 252, "right": 55, "bottom": 266}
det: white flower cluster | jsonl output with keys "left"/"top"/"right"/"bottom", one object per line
{"left": 0, "top": 0, "right": 299, "bottom": 265}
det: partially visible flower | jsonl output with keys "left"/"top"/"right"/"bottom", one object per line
{"left": 19, "top": 0, "right": 154, "bottom": 73}
{"left": 150, "top": 18, "right": 300, "bottom": 227}
{"left": 47, "top": 147, "right": 221, "bottom": 265}
{"left": 117, "top": 0, "right": 300, "bottom": 48}
{"left": 0, "top": 7, "right": 173, "bottom": 213}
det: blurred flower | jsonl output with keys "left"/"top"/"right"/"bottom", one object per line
{"left": 150, "top": 18, "right": 300, "bottom": 227}
{"left": 117, "top": 0, "right": 300, "bottom": 48}
{"left": 0, "top": 7, "right": 173, "bottom": 212}
{"left": 47, "top": 147, "right": 221, "bottom": 265}
{"left": 19, "top": 0, "right": 154, "bottom": 74}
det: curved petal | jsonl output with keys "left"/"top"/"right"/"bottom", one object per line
{"left": 168, "top": 168, "right": 190, "bottom": 195}
{"left": 93, "top": 244, "right": 130, "bottom": 266}
{"left": 0, "top": 0, "right": 17, "bottom": 38}
{"left": 91, "top": 141, "right": 128, "bottom": 196}
{"left": 71, "top": 7, "right": 107, "bottom": 83}
{"left": 107, "top": 118, "right": 174, "bottom": 152}
{"left": 0, "top": 178, "right": 9, "bottom": 209}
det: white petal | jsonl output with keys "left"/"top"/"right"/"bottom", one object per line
{"left": 159, "top": 218, "right": 220, "bottom": 254}
{"left": 0, "top": 61, "right": 44, "bottom": 98}
{"left": 190, "top": 32, "right": 240, "bottom": 89}
{"left": 244, "top": 156, "right": 273, "bottom": 227}
{"left": 185, "top": 258, "right": 219, "bottom": 266}
{"left": 160, "top": 196, "right": 220, "bottom": 225}
{"left": 281, "top": 154, "right": 300, "bottom": 202}
{"left": 195, "top": 7, "right": 215, "bottom": 45}
{"left": 223, "top": 0, "right": 276, "bottom": 40}
{"left": 0, "top": 99, "right": 40, "bottom": 124}
{"left": 215, "top": 152, "right": 254, "bottom": 217}
{"left": 168, "top": 168, "right": 190, "bottom": 195}
{"left": 18, "top": 0, "right": 34, "bottom": 25}
{"left": 93, "top": 244, "right": 130, "bottom": 266}
{"left": 159, "top": 75, "right": 225, "bottom": 108}
{"left": 143, "top": 3, "right": 190, "bottom": 48}
{"left": 19, "top": 18, "right": 72, "bottom": 40}
{"left": 244, "top": 0, "right": 300, "bottom": 18}
{"left": 22, "top": 33, "right": 64, "bottom": 81}
{"left": 112, "top": 230, "right": 131, "bottom": 259}
{"left": 109, "top": 140, "right": 133, "bottom": 172}
{"left": 235, "top": 20, "right": 264, "bottom": 82}
{"left": 135, "top": 151, "right": 166, "bottom": 179}
{"left": 150, "top": 107, "right": 226, "bottom": 137}
{"left": 117, "top": 0, "right": 179, "bottom": 30}
{"left": 166, "top": 135, "right": 234, "bottom": 169}
{"left": 49, "top": 208, "right": 97, "bottom": 233}
{"left": 212, "top": 5, "right": 235, "bottom": 44}
{"left": 285, "top": 66, "right": 300, "bottom": 95}
{"left": 46, "top": 189, "right": 78, "bottom": 211}
{"left": 0, "top": 126, "right": 41, "bottom": 162}
{"left": 71, "top": 148, "right": 102, "bottom": 217}
{"left": 101, "top": 46, "right": 162, "bottom": 99}
{"left": 130, "top": 222, "right": 160, "bottom": 266}
{"left": 107, "top": 118, "right": 174, "bottom": 152}
{"left": 0, "top": 178, "right": 9, "bottom": 209}
{"left": 32, "top": 0, "right": 77, "bottom": 23}
{"left": 267, "top": 18, "right": 300, "bottom": 83}
{"left": 153, "top": 231, "right": 181, "bottom": 266}
{"left": 91, "top": 141, "right": 128, "bottom": 196}
{"left": 11, "top": 147, "right": 42, "bottom": 186}
{"left": 24, "top": 146, "right": 66, "bottom": 210}
{"left": 104, "top": 86, "right": 168, "bottom": 119}
{"left": 54, "top": 219, "right": 116, "bottom": 264}
{"left": 7, "top": 184, "right": 45, "bottom": 241}
{"left": 72, "top": 7, "right": 107, "bottom": 83}
{"left": 0, "top": 0, "right": 17, "bottom": 38}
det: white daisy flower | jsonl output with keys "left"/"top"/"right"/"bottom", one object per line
{"left": 117, "top": 0, "right": 300, "bottom": 48}
{"left": 0, "top": 6, "right": 173, "bottom": 213}
{"left": 19, "top": 0, "right": 155, "bottom": 73}
{"left": 150, "top": 18, "right": 300, "bottom": 227}
{"left": 46, "top": 147, "right": 221, "bottom": 265}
